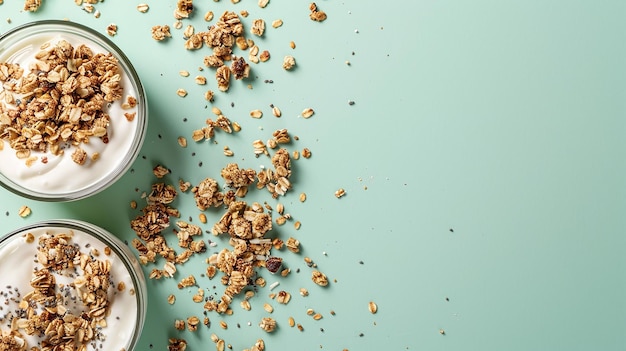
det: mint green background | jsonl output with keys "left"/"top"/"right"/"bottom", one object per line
{"left": 1, "top": 1, "right": 625, "bottom": 350}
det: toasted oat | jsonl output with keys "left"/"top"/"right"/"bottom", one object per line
{"left": 290, "top": 40, "right": 296, "bottom": 49}
{"left": 271, "top": 105, "right": 282, "bottom": 117}
{"left": 302, "top": 108, "right": 315, "bottom": 118}
{"left": 195, "top": 75, "right": 207, "bottom": 85}
{"left": 137, "top": 3, "right": 149, "bottom": 12}
{"left": 204, "top": 11, "right": 214, "bottom": 21}
{"left": 18, "top": 205, "right": 31, "bottom": 218}
{"left": 250, "top": 109, "right": 263, "bottom": 119}
{"left": 272, "top": 19, "right": 283, "bottom": 28}
{"left": 258, "top": 0, "right": 269, "bottom": 7}
{"left": 177, "top": 136, "right": 188, "bottom": 148}
{"left": 368, "top": 301, "right": 378, "bottom": 314}
{"left": 223, "top": 146, "right": 234, "bottom": 157}
{"left": 177, "top": 88, "right": 188, "bottom": 97}
{"left": 216, "top": 66, "right": 231, "bottom": 91}
{"left": 168, "top": 294, "right": 176, "bottom": 304}
{"left": 260, "top": 50, "right": 270, "bottom": 62}
{"left": 335, "top": 188, "right": 346, "bottom": 198}
{"left": 183, "top": 25, "right": 195, "bottom": 39}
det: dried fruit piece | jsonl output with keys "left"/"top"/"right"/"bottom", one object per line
{"left": 265, "top": 256, "right": 283, "bottom": 273}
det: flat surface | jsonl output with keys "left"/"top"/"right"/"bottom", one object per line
{"left": 1, "top": 1, "right": 626, "bottom": 350}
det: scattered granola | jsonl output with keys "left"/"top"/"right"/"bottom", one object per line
{"left": 18, "top": 205, "right": 31, "bottom": 218}
{"left": 136, "top": 3, "right": 149, "bottom": 12}
{"left": 23, "top": 0, "right": 41, "bottom": 11}
{"left": 106, "top": 23, "right": 118, "bottom": 36}
{"left": 309, "top": 2, "right": 328, "bottom": 22}
{"left": 174, "top": 0, "right": 194, "bottom": 19}
{"left": 369, "top": 301, "right": 378, "bottom": 314}
{"left": 282, "top": 55, "right": 296, "bottom": 70}
{"left": 312, "top": 270, "right": 329, "bottom": 286}
{"left": 152, "top": 25, "right": 172, "bottom": 41}
{"left": 251, "top": 19, "right": 266, "bottom": 37}
{"left": 259, "top": 317, "right": 276, "bottom": 332}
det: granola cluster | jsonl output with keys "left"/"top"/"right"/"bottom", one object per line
{"left": 0, "top": 39, "right": 134, "bottom": 166}
{"left": 0, "top": 232, "right": 120, "bottom": 351}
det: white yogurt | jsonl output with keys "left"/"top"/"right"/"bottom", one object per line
{"left": 0, "top": 225, "right": 142, "bottom": 351}
{"left": 0, "top": 31, "right": 139, "bottom": 195}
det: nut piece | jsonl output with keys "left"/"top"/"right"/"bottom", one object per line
{"left": 311, "top": 270, "right": 329, "bottom": 286}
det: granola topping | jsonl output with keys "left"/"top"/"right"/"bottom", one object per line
{"left": 0, "top": 31, "right": 140, "bottom": 194}
{"left": 0, "top": 226, "right": 139, "bottom": 351}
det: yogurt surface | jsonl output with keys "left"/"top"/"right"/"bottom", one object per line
{"left": 0, "top": 30, "right": 140, "bottom": 195}
{"left": 0, "top": 225, "right": 141, "bottom": 351}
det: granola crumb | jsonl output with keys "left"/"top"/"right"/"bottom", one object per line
{"left": 282, "top": 55, "right": 296, "bottom": 70}
{"left": 106, "top": 23, "right": 118, "bottom": 36}
{"left": 18, "top": 205, "right": 31, "bottom": 218}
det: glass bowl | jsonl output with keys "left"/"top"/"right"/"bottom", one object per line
{"left": 0, "top": 219, "right": 147, "bottom": 351}
{"left": 0, "top": 20, "right": 147, "bottom": 201}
